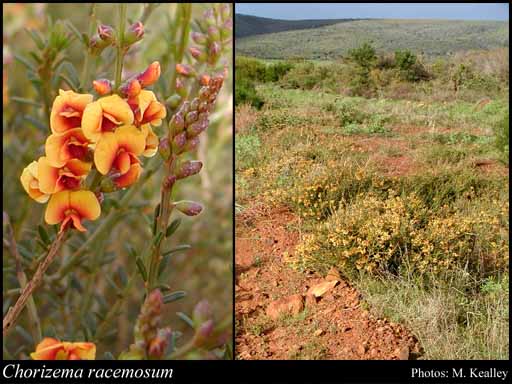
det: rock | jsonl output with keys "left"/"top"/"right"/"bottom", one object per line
{"left": 305, "top": 293, "right": 317, "bottom": 308}
{"left": 357, "top": 342, "right": 368, "bottom": 355}
{"left": 325, "top": 267, "right": 341, "bottom": 282}
{"left": 307, "top": 280, "right": 338, "bottom": 298}
{"left": 266, "top": 294, "right": 304, "bottom": 320}
{"left": 396, "top": 346, "right": 410, "bottom": 360}
{"left": 314, "top": 329, "right": 324, "bottom": 336}
{"left": 341, "top": 325, "right": 352, "bottom": 333}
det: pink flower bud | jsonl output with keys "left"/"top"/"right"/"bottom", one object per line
{"left": 175, "top": 63, "right": 195, "bottom": 77}
{"left": 124, "top": 21, "right": 144, "bottom": 45}
{"left": 92, "top": 79, "right": 112, "bottom": 95}
{"left": 97, "top": 24, "right": 114, "bottom": 42}
{"left": 191, "top": 32, "right": 207, "bottom": 45}
{"left": 199, "top": 74, "right": 210, "bottom": 86}
{"left": 184, "top": 136, "right": 200, "bottom": 152}
{"left": 193, "top": 300, "right": 213, "bottom": 325}
{"left": 175, "top": 160, "right": 203, "bottom": 179}
{"left": 174, "top": 200, "right": 203, "bottom": 217}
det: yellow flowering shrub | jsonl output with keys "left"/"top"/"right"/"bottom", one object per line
{"left": 294, "top": 192, "right": 508, "bottom": 278}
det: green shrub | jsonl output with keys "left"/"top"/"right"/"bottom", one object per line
{"left": 493, "top": 111, "right": 509, "bottom": 163}
{"left": 235, "top": 133, "right": 261, "bottom": 171}
{"left": 235, "top": 77, "right": 264, "bottom": 109}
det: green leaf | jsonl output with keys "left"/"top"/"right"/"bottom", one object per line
{"left": 70, "top": 274, "right": 84, "bottom": 293}
{"left": 24, "top": 115, "right": 48, "bottom": 132}
{"left": 14, "top": 53, "right": 36, "bottom": 71}
{"left": 28, "top": 52, "right": 43, "bottom": 64}
{"left": 176, "top": 312, "right": 194, "bottom": 329}
{"left": 117, "top": 266, "right": 128, "bottom": 286}
{"left": 65, "top": 20, "right": 85, "bottom": 45}
{"left": 10, "top": 97, "right": 42, "bottom": 108}
{"left": 136, "top": 257, "right": 148, "bottom": 282}
{"left": 59, "top": 74, "right": 78, "bottom": 92}
{"left": 158, "top": 254, "right": 171, "bottom": 278}
{"left": 163, "top": 291, "right": 186, "bottom": 304}
{"left": 15, "top": 326, "right": 33, "bottom": 344}
{"left": 25, "top": 28, "right": 46, "bottom": 50}
{"left": 37, "top": 225, "right": 50, "bottom": 245}
{"left": 153, "top": 231, "right": 163, "bottom": 246}
{"left": 162, "top": 244, "right": 191, "bottom": 257}
{"left": 165, "top": 218, "right": 181, "bottom": 238}
{"left": 61, "top": 62, "right": 81, "bottom": 88}
{"left": 103, "top": 352, "right": 115, "bottom": 360}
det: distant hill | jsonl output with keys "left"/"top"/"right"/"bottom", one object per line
{"left": 235, "top": 13, "right": 360, "bottom": 39}
{"left": 235, "top": 15, "right": 509, "bottom": 59}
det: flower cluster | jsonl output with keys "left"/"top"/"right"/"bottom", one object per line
{"left": 20, "top": 61, "right": 164, "bottom": 234}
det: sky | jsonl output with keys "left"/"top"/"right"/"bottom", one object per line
{"left": 235, "top": 3, "right": 509, "bottom": 21}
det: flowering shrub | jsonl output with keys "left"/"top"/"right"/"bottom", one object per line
{"left": 3, "top": 3, "right": 232, "bottom": 360}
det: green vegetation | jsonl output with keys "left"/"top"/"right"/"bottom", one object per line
{"left": 236, "top": 17, "right": 509, "bottom": 59}
{"left": 236, "top": 42, "right": 509, "bottom": 358}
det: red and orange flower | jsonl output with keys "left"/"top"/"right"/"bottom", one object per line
{"left": 50, "top": 89, "right": 93, "bottom": 134}
{"left": 45, "top": 190, "right": 101, "bottom": 233}
{"left": 31, "top": 337, "right": 96, "bottom": 360}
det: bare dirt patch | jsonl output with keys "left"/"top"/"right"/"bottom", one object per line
{"left": 235, "top": 205, "right": 422, "bottom": 360}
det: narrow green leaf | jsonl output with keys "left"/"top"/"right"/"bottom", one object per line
{"left": 25, "top": 28, "right": 46, "bottom": 50}
{"left": 28, "top": 52, "right": 43, "bottom": 64}
{"left": 59, "top": 74, "right": 78, "bottom": 91}
{"left": 158, "top": 254, "right": 171, "bottom": 278}
{"left": 136, "top": 257, "right": 148, "bottom": 281}
{"left": 24, "top": 115, "right": 48, "bottom": 132}
{"left": 103, "top": 352, "right": 115, "bottom": 360}
{"left": 163, "top": 291, "right": 186, "bottom": 304}
{"left": 162, "top": 244, "right": 191, "bottom": 257}
{"left": 10, "top": 97, "right": 42, "bottom": 108}
{"left": 65, "top": 20, "right": 85, "bottom": 45}
{"left": 153, "top": 231, "right": 163, "bottom": 246}
{"left": 15, "top": 326, "right": 33, "bottom": 344}
{"left": 117, "top": 266, "right": 128, "bottom": 287}
{"left": 14, "top": 53, "right": 36, "bottom": 71}
{"left": 165, "top": 218, "right": 181, "bottom": 238}
{"left": 37, "top": 225, "right": 50, "bottom": 245}
{"left": 176, "top": 312, "right": 195, "bottom": 329}
{"left": 70, "top": 275, "right": 84, "bottom": 293}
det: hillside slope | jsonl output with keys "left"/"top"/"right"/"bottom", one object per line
{"left": 236, "top": 17, "right": 509, "bottom": 59}
{"left": 235, "top": 13, "right": 359, "bottom": 39}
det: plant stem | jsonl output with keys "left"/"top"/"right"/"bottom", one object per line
{"left": 80, "top": 3, "right": 97, "bottom": 91}
{"left": 4, "top": 214, "right": 42, "bottom": 343}
{"left": 3, "top": 230, "right": 67, "bottom": 337}
{"left": 169, "top": 4, "right": 191, "bottom": 98}
{"left": 147, "top": 155, "right": 177, "bottom": 292}
{"left": 114, "top": 3, "right": 127, "bottom": 90}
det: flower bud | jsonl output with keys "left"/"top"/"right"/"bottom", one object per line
{"left": 100, "top": 177, "right": 117, "bottom": 193}
{"left": 207, "top": 26, "right": 220, "bottom": 42}
{"left": 136, "top": 61, "right": 161, "bottom": 87}
{"left": 193, "top": 319, "right": 214, "bottom": 348}
{"left": 203, "top": 9, "right": 216, "bottom": 27}
{"left": 95, "top": 192, "right": 105, "bottom": 204}
{"left": 199, "top": 74, "right": 210, "bottom": 86}
{"left": 89, "top": 34, "right": 110, "bottom": 55}
{"left": 148, "top": 327, "right": 171, "bottom": 359}
{"left": 174, "top": 200, "right": 203, "bottom": 217}
{"left": 124, "top": 21, "right": 144, "bottom": 45}
{"left": 158, "top": 137, "right": 171, "bottom": 160}
{"left": 219, "top": 4, "right": 231, "bottom": 22}
{"left": 98, "top": 24, "right": 115, "bottom": 42}
{"left": 191, "top": 31, "right": 207, "bottom": 45}
{"left": 185, "top": 111, "right": 198, "bottom": 124}
{"left": 92, "top": 79, "right": 112, "bottom": 95}
{"left": 184, "top": 136, "right": 200, "bottom": 152}
{"left": 119, "top": 78, "right": 141, "bottom": 98}
{"left": 189, "top": 46, "right": 204, "bottom": 61}
{"left": 175, "top": 63, "right": 195, "bottom": 77}
{"left": 186, "top": 119, "right": 208, "bottom": 138}
{"left": 175, "top": 160, "right": 203, "bottom": 180}
{"left": 172, "top": 132, "right": 187, "bottom": 154}
{"left": 163, "top": 175, "right": 176, "bottom": 190}
{"left": 166, "top": 94, "right": 182, "bottom": 109}
{"left": 193, "top": 300, "right": 213, "bottom": 326}
{"left": 176, "top": 78, "right": 187, "bottom": 98}
{"left": 170, "top": 113, "right": 185, "bottom": 134}
{"left": 221, "top": 19, "right": 233, "bottom": 41}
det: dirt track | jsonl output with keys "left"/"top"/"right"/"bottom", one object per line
{"left": 235, "top": 204, "right": 423, "bottom": 360}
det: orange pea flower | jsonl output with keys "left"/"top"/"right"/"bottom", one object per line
{"left": 94, "top": 125, "right": 145, "bottom": 188}
{"left": 45, "top": 128, "right": 90, "bottom": 168}
{"left": 50, "top": 89, "right": 93, "bottom": 134}
{"left": 45, "top": 190, "right": 101, "bottom": 233}
{"left": 136, "top": 61, "right": 161, "bottom": 87}
{"left": 37, "top": 156, "right": 91, "bottom": 194}
{"left": 141, "top": 124, "right": 158, "bottom": 157}
{"left": 20, "top": 161, "right": 50, "bottom": 203}
{"left": 81, "top": 94, "right": 134, "bottom": 142}
{"left": 31, "top": 337, "right": 96, "bottom": 360}
{"left": 128, "top": 90, "right": 166, "bottom": 127}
